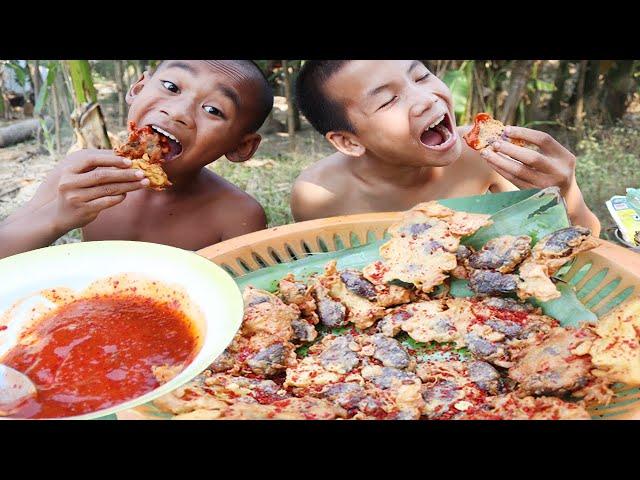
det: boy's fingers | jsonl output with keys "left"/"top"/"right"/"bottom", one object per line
{"left": 491, "top": 141, "right": 551, "bottom": 172}
{"left": 481, "top": 149, "right": 537, "bottom": 185}
{"left": 490, "top": 164, "right": 536, "bottom": 190}
{"left": 84, "top": 194, "right": 128, "bottom": 212}
{"left": 80, "top": 179, "right": 149, "bottom": 201}
{"left": 503, "top": 126, "right": 565, "bottom": 155}
{"left": 68, "top": 168, "right": 145, "bottom": 188}
{"left": 71, "top": 154, "right": 132, "bottom": 173}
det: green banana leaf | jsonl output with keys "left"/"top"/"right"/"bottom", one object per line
{"left": 236, "top": 188, "right": 594, "bottom": 327}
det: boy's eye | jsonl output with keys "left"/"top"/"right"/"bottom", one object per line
{"left": 377, "top": 96, "right": 398, "bottom": 111}
{"left": 161, "top": 80, "right": 179, "bottom": 93}
{"left": 416, "top": 72, "right": 431, "bottom": 82}
{"left": 203, "top": 105, "right": 224, "bottom": 118}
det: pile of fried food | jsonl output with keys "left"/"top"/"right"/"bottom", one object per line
{"left": 152, "top": 202, "right": 640, "bottom": 420}
{"left": 115, "top": 121, "right": 172, "bottom": 191}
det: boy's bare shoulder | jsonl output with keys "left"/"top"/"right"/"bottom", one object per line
{"left": 295, "top": 152, "right": 351, "bottom": 187}
{"left": 291, "top": 152, "right": 352, "bottom": 221}
{"left": 199, "top": 169, "right": 267, "bottom": 239}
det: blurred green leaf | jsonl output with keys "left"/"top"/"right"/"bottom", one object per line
{"left": 442, "top": 69, "right": 468, "bottom": 120}
{"left": 5, "top": 61, "right": 27, "bottom": 87}
{"left": 34, "top": 61, "right": 58, "bottom": 116}
{"left": 535, "top": 79, "right": 556, "bottom": 92}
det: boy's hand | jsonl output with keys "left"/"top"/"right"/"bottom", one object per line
{"left": 53, "top": 149, "right": 149, "bottom": 231}
{"left": 480, "top": 126, "right": 576, "bottom": 196}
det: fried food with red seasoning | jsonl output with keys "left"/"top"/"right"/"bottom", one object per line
{"left": 115, "top": 121, "right": 172, "bottom": 190}
{"left": 464, "top": 113, "right": 527, "bottom": 151}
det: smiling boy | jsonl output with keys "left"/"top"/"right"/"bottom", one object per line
{"left": 291, "top": 60, "right": 600, "bottom": 235}
{"left": 0, "top": 60, "right": 273, "bottom": 258}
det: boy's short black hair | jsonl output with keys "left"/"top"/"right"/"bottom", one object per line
{"left": 153, "top": 60, "right": 273, "bottom": 133}
{"left": 295, "top": 60, "right": 355, "bottom": 136}
{"left": 229, "top": 60, "right": 273, "bottom": 133}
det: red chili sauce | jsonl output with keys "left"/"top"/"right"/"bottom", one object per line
{"left": 3, "top": 294, "right": 198, "bottom": 419}
{"left": 463, "top": 113, "right": 492, "bottom": 150}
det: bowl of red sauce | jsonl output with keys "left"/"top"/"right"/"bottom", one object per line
{"left": 0, "top": 241, "right": 244, "bottom": 420}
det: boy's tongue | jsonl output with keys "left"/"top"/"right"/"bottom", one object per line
{"left": 164, "top": 138, "right": 183, "bottom": 161}
{"left": 421, "top": 124, "right": 446, "bottom": 146}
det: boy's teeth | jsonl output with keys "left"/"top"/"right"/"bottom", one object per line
{"left": 427, "top": 114, "right": 446, "bottom": 130}
{"left": 152, "top": 125, "right": 180, "bottom": 144}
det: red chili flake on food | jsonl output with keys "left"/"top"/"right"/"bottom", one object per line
{"left": 236, "top": 348, "right": 253, "bottom": 362}
{"left": 0, "top": 326, "right": 7, "bottom": 331}
{"left": 181, "top": 389, "right": 201, "bottom": 401}
{"left": 574, "top": 329, "right": 591, "bottom": 338}
{"left": 368, "top": 407, "right": 390, "bottom": 419}
{"left": 563, "top": 355, "right": 584, "bottom": 362}
{"left": 486, "top": 307, "right": 530, "bottom": 325}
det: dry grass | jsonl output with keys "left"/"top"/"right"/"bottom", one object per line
{"left": 208, "top": 126, "right": 332, "bottom": 227}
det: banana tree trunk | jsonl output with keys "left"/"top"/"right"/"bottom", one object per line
{"left": 549, "top": 60, "right": 570, "bottom": 119}
{"left": 500, "top": 60, "right": 534, "bottom": 125}
{"left": 0, "top": 80, "right": 6, "bottom": 120}
{"left": 282, "top": 60, "right": 297, "bottom": 137}
{"left": 54, "top": 68, "right": 71, "bottom": 128}
{"left": 114, "top": 60, "right": 127, "bottom": 127}
{"left": 600, "top": 60, "right": 636, "bottom": 122}
{"left": 64, "top": 60, "right": 111, "bottom": 150}
{"left": 574, "top": 60, "right": 588, "bottom": 131}
{"left": 31, "top": 60, "right": 42, "bottom": 145}
{"left": 51, "top": 82, "right": 61, "bottom": 152}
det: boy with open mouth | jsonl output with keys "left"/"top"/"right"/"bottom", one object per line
{"left": 291, "top": 60, "right": 600, "bottom": 235}
{"left": 0, "top": 60, "right": 273, "bottom": 257}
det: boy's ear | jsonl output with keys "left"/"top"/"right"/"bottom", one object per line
{"left": 325, "top": 131, "right": 366, "bottom": 157}
{"left": 225, "top": 133, "right": 262, "bottom": 163}
{"left": 125, "top": 71, "right": 150, "bottom": 105}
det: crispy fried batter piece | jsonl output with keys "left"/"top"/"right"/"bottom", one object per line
{"left": 115, "top": 121, "right": 172, "bottom": 190}
{"left": 376, "top": 202, "right": 492, "bottom": 293}
{"left": 278, "top": 274, "right": 318, "bottom": 319}
{"left": 463, "top": 112, "right": 527, "bottom": 150}
{"left": 320, "top": 261, "right": 386, "bottom": 329}
{"left": 209, "top": 287, "right": 299, "bottom": 378}
{"left": 589, "top": 298, "right": 640, "bottom": 386}
{"left": 131, "top": 156, "right": 171, "bottom": 191}
{"left": 517, "top": 227, "right": 599, "bottom": 301}
{"left": 461, "top": 393, "right": 591, "bottom": 420}
{"left": 152, "top": 364, "right": 184, "bottom": 384}
{"left": 468, "top": 235, "right": 532, "bottom": 273}
{"left": 417, "top": 360, "right": 490, "bottom": 419}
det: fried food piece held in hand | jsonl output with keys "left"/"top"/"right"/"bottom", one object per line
{"left": 464, "top": 113, "right": 526, "bottom": 151}
{"left": 115, "top": 121, "right": 173, "bottom": 191}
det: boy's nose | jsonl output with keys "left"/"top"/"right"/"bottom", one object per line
{"left": 160, "top": 106, "right": 192, "bottom": 128}
{"left": 409, "top": 91, "right": 438, "bottom": 118}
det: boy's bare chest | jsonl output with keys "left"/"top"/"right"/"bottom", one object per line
{"left": 83, "top": 194, "right": 221, "bottom": 250}
{"left": 349, "top": 170, "right": 491, "bottom": 213}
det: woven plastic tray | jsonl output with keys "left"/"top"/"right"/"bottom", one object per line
{"left": 196, "top": 212, "right": 640, "bottom": 420}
